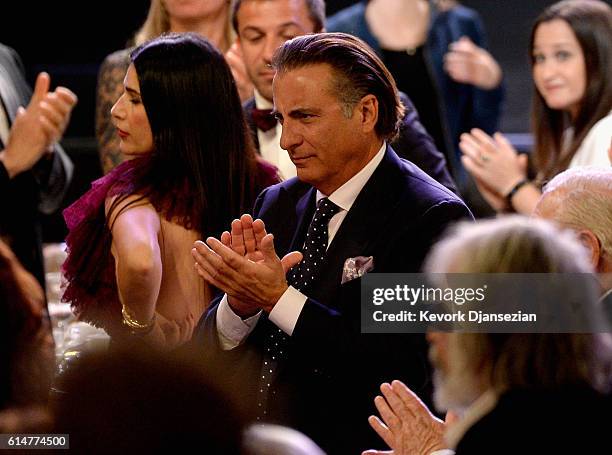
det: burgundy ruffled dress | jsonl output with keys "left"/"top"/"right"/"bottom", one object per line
{"left": 61, "top": 157, "right": 280, "bottom": 337}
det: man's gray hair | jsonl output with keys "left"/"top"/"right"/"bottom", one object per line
{"left": 424, "top": 216, "right": 612, "bottom": 393}
{"left": 542, "top": 167, "right": 612, "bottom": 258}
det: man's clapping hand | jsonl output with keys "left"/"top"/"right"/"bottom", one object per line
{"left": 0, "top": 72, "right": 77, "bottom": 178}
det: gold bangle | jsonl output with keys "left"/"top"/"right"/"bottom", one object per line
{"left": 121, "top": 305, "right": 156, "bottom": 334}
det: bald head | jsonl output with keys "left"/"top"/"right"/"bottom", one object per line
{"left": 535, "top": 167, "right": 612, "bottom": 273}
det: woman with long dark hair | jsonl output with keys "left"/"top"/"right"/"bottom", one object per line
{"left": 62, "top": 33, "right": 278, "bottom": 349}
{"left": 460, "top": 0, "right": 611, "bottom": 215}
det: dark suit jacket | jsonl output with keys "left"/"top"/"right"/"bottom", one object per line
{"left": 456, "top": 388, "right": 610, "bottom": 454}
{"left": 195, "top": 146, "right": 471, "bottom": 453}
{"left": 0, "top": 43, "right": 73, "bottom": 287}
{"left": 243, "top": 93, "right": 457, "bottom": 193}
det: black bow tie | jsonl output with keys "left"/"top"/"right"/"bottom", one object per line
{"left": 252, "top": 108, "right": 277, "bottom": 132}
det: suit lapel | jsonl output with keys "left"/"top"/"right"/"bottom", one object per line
{"left": 312, "top": 146, "right": 405, "bottom": 303}
{"left": 288, "top": 187, "right": 317, "bottom": 253}
{"left": 257, "top": 185, "right": 315, "bottom": 327}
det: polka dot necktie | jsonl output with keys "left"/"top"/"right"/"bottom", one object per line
{"left": 255, "top": 197, "right": 341, "bottom": 421}
{"left": 287, "top": 197, "right": 341, "bottom": 291}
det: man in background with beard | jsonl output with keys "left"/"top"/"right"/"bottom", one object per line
{"left": 365, "top": 216, "right": 612, "bottom": 455}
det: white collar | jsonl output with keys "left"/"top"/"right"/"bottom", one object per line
{"left": 444, "top": 389, "right": 498, "bottom": 449}
{"left": 253, "top": 89, "right": 273, "bottom": 109}
{"left": 316, "top": 142, "right": 386, "bottom": 212}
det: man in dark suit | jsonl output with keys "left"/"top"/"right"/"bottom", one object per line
{"left": 0, "top": 43, "right": 76, "bottom": 288}
{"left": 229, "top": 0, "right": 456, "bottom": 192}
{"left": 192, "top": 33, "right": 471, "bottom": 453}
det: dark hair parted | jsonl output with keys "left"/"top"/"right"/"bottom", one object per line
{"left": 272, "top": 32, "right": 405, "bottom": 140}
{"left": 231, "top": 0, "right": 325, "bottom": 34}
{"left": 110, "top": 33, "right": 258, "bottom": 238}
{"left": 529, "top": 0, "right": 612, "bottom": 181}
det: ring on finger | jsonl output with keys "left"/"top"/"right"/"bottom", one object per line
{"left": 480, "top": 153, "right": 490, "bottom": 163}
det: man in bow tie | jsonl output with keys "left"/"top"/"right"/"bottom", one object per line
{"left": 228, "top": 0, "right": 456, "bottom": 191}
{"left": 192, "top": 33, "right": 471, "bottom": 454}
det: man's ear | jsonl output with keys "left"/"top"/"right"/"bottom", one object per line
{"left": 357, "top": 94, "right": 379, "bottom": 134}
{"left": 577, "top": 229, "right": 602, "bottom": 271}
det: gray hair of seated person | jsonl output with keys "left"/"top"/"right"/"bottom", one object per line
{"left": 540, "top": 167, "right": 612, "bottom": 260}
{"left": 424, "top": 216, "right": 612, "bottom": 394}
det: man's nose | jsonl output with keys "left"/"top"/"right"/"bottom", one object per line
{"left": 262, "top": 37, "right": 281, "bottom": 63}
{"left": 279, "top": 120, "right": 301, "bottom": 151}
{"left": 426, "top": 331, "right": 445, "bottom": 345}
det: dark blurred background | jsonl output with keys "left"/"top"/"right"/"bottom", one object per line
{"left": 3, "top": 0, "right": 608, "bottom": 241}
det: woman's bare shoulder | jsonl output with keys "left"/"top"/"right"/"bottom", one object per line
{"left": 105, "top": 194, "right": 157, "bottom": 229}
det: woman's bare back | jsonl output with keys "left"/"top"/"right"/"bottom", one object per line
{"left": 156, "top": 217, "right": 211, "bottom": 322}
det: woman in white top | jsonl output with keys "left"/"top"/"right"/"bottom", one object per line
{"left": 459, "top": 0, "right": 611, "bottom": 214}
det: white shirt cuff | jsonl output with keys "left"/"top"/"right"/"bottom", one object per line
{"left": 268, "top": 285, "right": 307, "bottom": 336}
{"left": 431, "top": 450, "right": 455, "bottom": 455}
{"left": 216, "top": 294, "right": 261, "bottom": 350}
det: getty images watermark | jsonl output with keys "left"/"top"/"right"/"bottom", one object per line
{"left": 361, "top": 273, "right": 611, "bottom": 333}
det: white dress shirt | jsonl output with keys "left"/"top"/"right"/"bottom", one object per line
{"left": 254, "top": 90, "right": 296, "bottom": 180}
{"left": 216, "top": 142, "right": 386, "bottom": 350}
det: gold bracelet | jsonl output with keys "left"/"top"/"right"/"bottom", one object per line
{"left": 121, "top": 305, "right": 156, "bottom": 334}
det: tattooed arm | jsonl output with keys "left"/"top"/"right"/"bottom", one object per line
{"left": 95, "top": 49, "right": 131, "bottom": 174}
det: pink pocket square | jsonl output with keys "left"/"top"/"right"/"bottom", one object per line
{"left": 341, "top": 256, "right": 374, "bottom": 284}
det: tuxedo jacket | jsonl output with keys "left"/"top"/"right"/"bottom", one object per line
{"left": 0, "top": 43, "right": 73, "bottom": 287}
{"left": 456, "top": 387, "right": 610, "bottom": 454}
{"left": 243, "top": 92, "right": 457, "bottom": 193}
{"left": 195, "top": 146, "right": 471, "bottom": 454}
